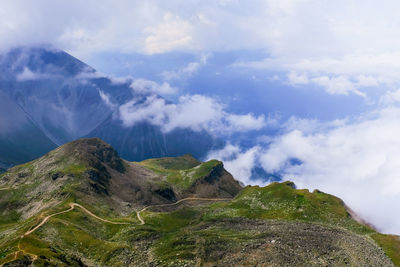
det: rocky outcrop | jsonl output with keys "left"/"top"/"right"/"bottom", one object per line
{"left": 184, "top": 162, "right": 242, "bottom": 198}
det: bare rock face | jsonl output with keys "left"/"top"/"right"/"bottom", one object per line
{"left": 185, "top": 162, "right": 242, "bottom": 198}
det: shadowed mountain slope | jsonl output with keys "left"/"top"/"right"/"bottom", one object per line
{"left": 0, "top": 46, "right": 222, "bottom": 169}
{"left": 0, "top": 91, "right": 56, "bottom": 170}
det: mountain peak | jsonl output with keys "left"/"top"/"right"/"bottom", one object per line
{"left": 55, "top": 138, "right": 125, "bottom": 176}
{"left": 60, "top": 137, "right": 125, "bottom": 173}
{"left": 1, "top": 46, "right": 93, "bottom": 79}
{"left": 0, "top": 137, "right": 240, "bottom": 213}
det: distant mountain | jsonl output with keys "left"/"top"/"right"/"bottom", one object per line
{"left": 87, "top": 117, "right": 222, "bottom": 161}
{"left": 0, "top": 138, "right": 398, "bottom": 266}
{"left": 0, "top": 46, "right": 121, "bottom": 144}
{"left": 0, "top": 46, "right": 221, "bottom": 169}
{"left": 0, "top": 90, "right": 56, "bottom": 168}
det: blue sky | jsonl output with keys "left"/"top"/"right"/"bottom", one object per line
{"left": 3, "top": 0, "right": 400, "bottom": 234}
{"left": 88, "top": 50, "right": 370, "bottom": 121}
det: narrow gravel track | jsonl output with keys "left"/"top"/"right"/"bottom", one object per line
{"left": 24, "top": 203, "right": 130, "bottom": 237}
{"left": 1, "top": 198, "right": 230, "bottom": 266}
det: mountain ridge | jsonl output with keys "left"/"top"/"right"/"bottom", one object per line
{"left": 0, "top": 46, "right": 222, "bottom": 170}
{"left": 0, "top": 138, "right": 399, "bottom": 266}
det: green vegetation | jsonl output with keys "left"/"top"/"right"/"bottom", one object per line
{"left": 0, "top": 180, "right": 398, "bottom": 266}
{"left": 54, "top": 164, "right": 87, "bottom": 176}
{"left": 0, "top": 138, "right": 398, "bottom": 266}
{"left": 203, "top": 181, "right": 373, "bottom": 234}
{"left": 147, "top": 209, "right": 250, "bottom": 264}
{"left": 372, "top": 233, "right": 400, "bottom": 266}
{"left": 140, "top": 155, "right": 200, "bottom": 170}
{"left": 139, "top": 157, "right": 221, "bottom": 190}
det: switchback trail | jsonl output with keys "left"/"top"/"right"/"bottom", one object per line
{"left": 1, "top": 197, "right": 230, "bottom": 266}
{"left": 136, "top": 197, "right": 230, "bottom": 225}
{"left": 24, "top": 203, "right": 130, "bottom": 237}
{"left": 25, "top": 198, "right": 230, "bottom": 236}
{"left": 0, "top": 203, "right": 131, "bottom": 266}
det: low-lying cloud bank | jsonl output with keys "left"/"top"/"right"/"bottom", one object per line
{"left": 208, "top": 107, "right": 400, "bottom": 235}
{"left": 95, "top": 72, "right": 266, "bottom": 135}
{"left": 119, "top": 94, "right": 266, "bottom": 134}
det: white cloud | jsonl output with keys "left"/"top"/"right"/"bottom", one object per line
{"left": 379, "top": 89, "right": 400, "bottom": 106}
{"left": 3, "top": 0, "right": 400, "bottom": 100}
{"left": 0, "top": 0, "right": 398, "bottom": 60}
{"left": 287, "top": 71, "right": 373, "bottom": 97}
{"left": 311, "top": 75, "right": 366, "bottom": 97}
{"left": 98, "top": 90, "right": 117, "bottom": 110}
{"left": 230, "top": 1, "right": 400, "bottom": 97}
{"left": 130, "top": 79, "right": 177, "bottom": 95}
{"left": 259, "top": 107, "right": 400, "bottom": 235}
{"left": 76, "top": 68, "right": 135, "bottom": 86}
{"left": 119, "top": 94, "right": 266, "bottom": 133}
{"left": 162, "top": 53, "right": 209, "bottom": 80}
{"left": 226, "top": 113, "right": 266, "bottom": 132}
{"left": 144, "top": 12, "right": 193, "bottom": 54}
{"left": 206, "top": 144, "right": 267, "bottom": 186}
{"left": 16, "top": 67, "right": 38, "bottom": 81}
{"left": 16, "top": 67, "right": 53, "bottom": 81}
{"left": 204, "top": 106, "right": 400, "bottom": 235}
{"left": 287, "top": 71, "right": 308, "bottom": 85}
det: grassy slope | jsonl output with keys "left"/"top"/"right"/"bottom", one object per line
{"left": 139, "top": 155, "right": 201, "bottom": 170}
{"left": 1, "top": 153, "right": 399, "bottom": 266}
{"left": 205, "top": 181, "right": 373, "bottom": 234}
{"left": 139, "top": 156, "right": 221, "bottom": 190}
{"left": 372, "top": 234, "right": 400, "bottom": 266}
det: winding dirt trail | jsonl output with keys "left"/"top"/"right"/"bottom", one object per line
{"left": 0, "top": 187, "right": 11, "bottom": 191}
{"left": 1, "top": 203, "right": 132, "bottom": 266}
{"left": 136, "top": 197, "right": 230, "bottom": 225}
{"left": 25, "top": 198, "right": 229, "bottom": 237}
{"left": 23, "top": 205, "right": 74, "bottom": 236}
{"left": 1, "top": 197, "right": 230, "bottom": 266}
{"left": 69, "top": 203, "right": 130, "bottom": 225}
{"left": 24, "top": 203, "right": 130, "bottom": 237}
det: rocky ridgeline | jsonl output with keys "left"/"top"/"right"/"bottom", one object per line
{"left": 0, "top": 138, "right": 398, "bottom": 266}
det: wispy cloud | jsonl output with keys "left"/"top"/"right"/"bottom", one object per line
{"left": 144, "top": 12, "right": 194, "bottom": 54}
{"left": 16, "top": 67, "right": 57, "bottom": 81}
{"left": 161, "top": 53, "right": 209, "bottom": 80}
{"left": 130, "top": 79, "right": 177, "bottom": 95}
{"left": 98, "top": 90, "right": 117, "bottom": 110}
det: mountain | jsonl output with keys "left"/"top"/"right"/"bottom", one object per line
{"left": 0, "top": 46, "right": 109, "bottom": 145}
{"left": 0, "top": 138, "right": 240, "bottom": 217}
{"left": 0, "top": 138, "right": 399, "bottom": 266}
{"left": 0, "top": 91, "right": 56, "bottom": 169}
{"left": 0, "top": 46, "right": 221, "bottom": 169}
{"left": 87, "top": 118, "right": 222, "bottom": 161}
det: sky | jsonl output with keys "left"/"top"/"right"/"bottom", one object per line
{"left": 3, "top": 0, "right": 400, "bottom": 234}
